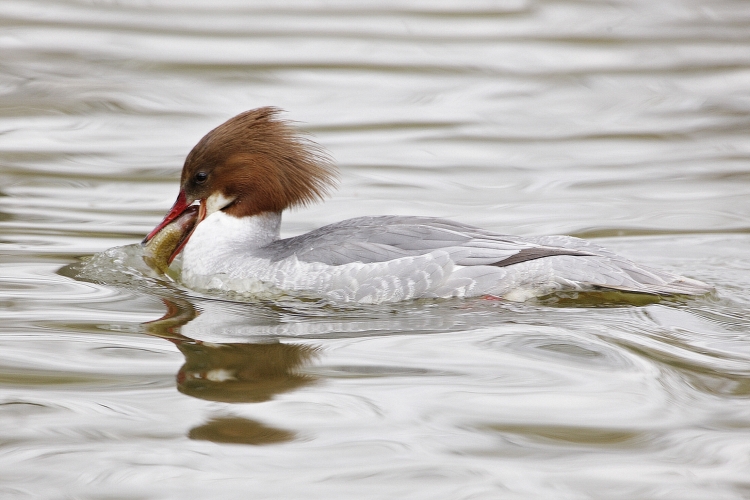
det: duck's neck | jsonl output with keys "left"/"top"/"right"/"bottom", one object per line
{"left": 184, "top": 210, "right": 282, "bottom": 261}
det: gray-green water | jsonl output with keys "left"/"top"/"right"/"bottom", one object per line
{"left": 2, "top": 1, "right": 750, "bottom": 498}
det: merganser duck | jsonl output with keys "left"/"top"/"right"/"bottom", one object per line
{"left": 143, "top": 107, "right": 711, "bottom": 303}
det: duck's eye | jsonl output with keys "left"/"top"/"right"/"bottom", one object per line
{"left": 194, "top": 172, "right": 208, "bottom": 184}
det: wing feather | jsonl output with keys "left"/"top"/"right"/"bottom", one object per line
{"left": 251, "top": 215, "right": 710, "bottom": 298}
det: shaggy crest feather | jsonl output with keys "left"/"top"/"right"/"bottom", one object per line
{"left": 181, "top": 107, "right": 337, "bottom": 215}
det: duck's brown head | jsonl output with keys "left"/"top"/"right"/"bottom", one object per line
{"left": 142, "top": 107, "right": 337, "bottom": 263}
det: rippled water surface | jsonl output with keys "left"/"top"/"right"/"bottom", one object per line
{"left": 2, "top": 0, "right": 750, "bottom": 498}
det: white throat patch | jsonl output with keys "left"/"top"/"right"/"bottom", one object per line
{"left": 205, "top": 192, "right": 236, "bottom": 217}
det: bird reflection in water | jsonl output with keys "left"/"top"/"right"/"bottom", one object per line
{"left": 143, "top": 297, "right": 319, "bottom": 445}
